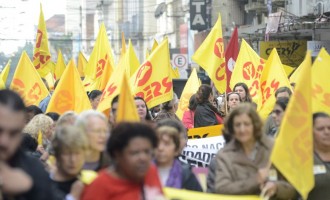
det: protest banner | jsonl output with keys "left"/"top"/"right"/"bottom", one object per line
{"left": 187, "top": 125, "right": 223, "bottom": 139}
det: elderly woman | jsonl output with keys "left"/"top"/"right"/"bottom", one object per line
{"left": 154, "top": 93, "right": 180, "bottom": 122}
{"left": 81, "top": 122, "right": 164, "bottom": 200}
{"left": 75, "top": 110, "right": 110, "bottom": 171}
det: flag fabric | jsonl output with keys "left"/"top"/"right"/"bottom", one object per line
{"left": 83, "top": 23, "right": 115, "bottom": 91}
{"left": 33, "top": 4, "right": 52, "bottom": 77}
{"left": 130, "top": 38, "right": 173, "bottom": 109}
{"left": 271, "top": 51, "right": 314, "bottom": 200}
{"left": 230, "top": 39, "right": 265, "bottom": 101}
{"left": 126, "top": 40, "right": 140, "bottom": 77}
{"left": 78, "top": 52, "right": 87, "bottom": 78}
{"left": 151, "top": 39, "right": 158, "bottom": 52}
{"left": 0, "top": 60, "right": 10, "bottom": 84}
{"left": 46, "top": 59, "right": 91, "bottom": 114}
{"left": 224, "top": 27, "right": 239, "bottom": 92}
{"left": 37, "top": 130, "right": 43, "bottom": 146}
{"left": 170, "top": 64, "right": 180, "bottom": 79}
{"left": 116, "top": 74, "right": 140, "bottom": 122}
{"left": 44, "top": 72, "right": 55, "bottom": 90}
{"left": 98, "top": 57, "right": 113, "bottom": 91}
{"left": 54, "top": 50, "right": 66, "bottom": 80}
{"left": 312, "top": 48, "right": 330, "bottom": 114}
{"left": 10, "top": 51, "right": 49, "bottom": 106}
{"left": 192, "top": 13, "right": 226, "bottom": 93}
{"left": 283, "top": 64, "right": 295, "bottom": 77}
{"left": 120, "top": 32, "right": 126, "bottom": 59}
{"left": 176, "top": 68, "right": 200, "bottom": 120}
{"left": 258, "top": 48, "right": 291, "bottom": 119}
{"left": 289, "top": 63, "right": 303, "bottom": 83}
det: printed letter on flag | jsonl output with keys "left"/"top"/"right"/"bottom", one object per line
{"left": 131, "top": 38, "right": 173, "bottom": 109}
{"left": 271, "top": 51, "right": 314, "bottom": 199}
{"left": 10, "top": 51, "right": 49, "bottom": 106}
{"left": 176, "top": 68, "right": 200, "bottom": 120}
{"left": 192, "top": 13, "right": 226, "bottom": 93}
{"left": 46, "top": 59, "right": 91, "bottom": 114}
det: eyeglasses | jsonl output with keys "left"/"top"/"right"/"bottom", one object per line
{"left": 272, "top": 109, "right": 283, "bottom": 115}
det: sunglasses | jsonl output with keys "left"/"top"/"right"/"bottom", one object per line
{"left": 272, "top": 109, "right": 283, "bottom": 115}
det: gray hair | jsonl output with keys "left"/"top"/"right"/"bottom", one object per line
{"left": 75, "top": 110, "right": 107, "bottom": 133}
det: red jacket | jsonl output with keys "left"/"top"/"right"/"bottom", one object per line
{"left": 182, "top": 110, "right": 195, "bottom": 129}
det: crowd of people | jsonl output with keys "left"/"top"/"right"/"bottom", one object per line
{"left": 0, "top": 81, "right": 329, "bottom": 200}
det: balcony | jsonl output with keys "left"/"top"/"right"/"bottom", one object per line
{"left": 245, "top": 2, "right": 268, "bottom": 13}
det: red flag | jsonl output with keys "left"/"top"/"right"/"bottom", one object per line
{"left": 225, "top": 27, "right": 239, "bottom": 92}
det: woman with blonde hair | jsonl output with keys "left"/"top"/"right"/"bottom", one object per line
{"left": 57, "top": 111, "right": 77, "bottom": 127}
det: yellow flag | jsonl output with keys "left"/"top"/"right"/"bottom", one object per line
{"left": 126, "top": 40, "right": 140, "bottom": 77}
{"left": 0, "top": 79, "right": 5, "bottom": 89}
{"left": 283, "top": 64, "right": 295, "bottom": 77}
{"left": 130, "top": 38, "right": 173, "bottom": 109}
{"left": 312, "top": 48, "right": 330, "bottom": 114}
{"left": 46, "top": 59, "right": 91, "bottom": 114}
{"left": 44, "top": 72, "right": 55, "bottom": 90}
{"left": 258, "top": 49, "right": 291, "bottom": 119}
{"left": 120, "top": 32, "right": 126, "bottom": 59}
{"left": 33, "top": 4, "right": 52, "bottom": 77}
{"left": 230, "top": 39, "right": 265, "bottom": 102}
{"left": 170, "top": 64, "right": 180, "bottom": 79}
{"left": 78, "top": 52, "right": 87, "bottom": 78}
{"left": 192, "top": 14, "right": 226, "bottom": 93}
{"left": 271, "top": 51, "right": 314, "bottom": 199}
{"left": 116, "top": 74, "right": 140, "bottom": 122}
{"left": 151, "top": 39, "right": 158, "bottom": 53}
{"left": 10, "top": 51, "right": 49, "bottom": 106}
{"left": 54, "top": 50, "right": 66, "bottom": 80}
{"left": 0, "top": 60, "right": 10, "bottom": 83}
{"left": 98, "top": 57, "right": 113, "bottom": 91}
{"left": 145, "top": 49, "right": 150, "bottom": 60}
{"left": 84, "top": 23, "right": 115, "bottom": 84}
{"left": 289, "top": 64, "right": 303, "bottom": 83}
{"left": 37, "top": 130, "right": 43, "bottom": 145}
{"left": 176, "top": 68, "right": 200, "bottom": 120}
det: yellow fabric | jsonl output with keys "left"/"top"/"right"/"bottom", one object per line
{"left": 54, "top": 50, "right": 66, "bottom": 80}
{"left": 37, "top": 130, "right": 43, "bottom": 146}
{"left": 120, "top": 32, "right": 126, "bottom": 59}
{"left": 230, "top": 39, "right": 265, "bottom": 102}
{"left": 10, "top": 51, "right": 49, "bottom": 106}
{"left": 80, "top": 170, "right": 98, "bottom": 185}
{"left": 33, "top": 4, "right": 52, "bottom": 77}
{"left": 46, "top": 59, "right": 91, "bottom": 114}
{"left": 98, "top": 58, "right": 114, "bottom": 92}
{"left": 312, "top": 48, "right": 330, "bottom": 114}
{"left": 187, "top": 125, "right": 223, "bottom": 138}
{"left": 44, "top": 72, "right": 55, "bottom": 91}
{"left": 176, "top": 68, "right": 200, "bottom": 120}
{"left": 151, "top": 39, "right": 158, "bottom": 53}
{"left": 192, "top": 13, "right": 226, "bottom": 93}
{"left": 130, "top": 38, "right": 173, "bottom": 109}
{"left": 271, "top": 51, "right": 314, "bottom": 200}
{"left": 0, "top": 60, "right": 10, "bottom": 83}
{"left": 127, "top": 40, "right": 140, "bottom": 77}
{"left": 164, "top": 187, "right": 261, "bottom": 200}
{"left": 0, "top": 79, "right": 5, "bottom": 89}
{"left": 258, "top": 49, "right": 291, "bottom": 119}
{"left": 289, "top": 62, "right": 303, "bottom": 83}
{"left": 78, "top": 52, "right": 87, "bottom": 78}
{"left": 170, "top": 64, "right": 180, "bottom": 79}
{"left": 116, "top": 74, "right": 140, "bottom": 122}
{"left": 283, "top": 64, "right": 295, "bottom": 77}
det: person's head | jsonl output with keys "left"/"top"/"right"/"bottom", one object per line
{"left": 196, "top": 84, "right": 213, "bottom": 104}
{"left": 150, "top": 105, "right": 161, "bottom": 118}
{"left": 313, "top": 112, "right": 330, "bottom": 151}
{"left": 23, "top": 114, "right": 55, "bottom": 145}
{"left": 188, "top": 94, "right": 198, "bottom": 111}
{"left": 88, "top": 90, "right": 103, "bottom": 110}
{"left": 272, "top": 97, "right": 289, "bottom": 127}
{"left": 107, "top": 122, "right": 158, "bottom": 182}
{"left": 21, "top": 133, "right": 38, "bottom": 153}
{"left": 134, "top": 97, "right": 152, "bottom": 121}
{"left": 155, "top": 126, "right": 181, "bottom": 167}
{"left": 76, "top": 110, "right": 109, "bottom": 153}
{"left": 46, "top": 112, "right": 60, "bottom": 122}
{"left": 275, "top": 87, "right": 292, "bottom": 100}
{"left": 223, "top": 103, "right": 263, "bottom": 145}
{"left": 227, "top": 92, "right": 242, "bottom": 111}
{"left": 233, "top": 83, "right": 252, "bottom": 102}
{"left": 57, "top": 111, "right": 77, "bottom": 127}
{"left": 161, "top": 93, "right": 179, "bottom": 113}
{"left": 52, "top": 125, "right": 88, "bottom": 178}
{"left": 290, "top": 82, "right": 296, "bottom": 90}
{"left": 0, "top": 90, "right": 27, "bottom": 161}
{"left": 110, "top": 95, "right": 119, "bottom": 120}
{"left": 157, "top": 119, "right": 187, "bottom": 152}
{"left": 25, "top": 105, "right": 43, "bottom": 122}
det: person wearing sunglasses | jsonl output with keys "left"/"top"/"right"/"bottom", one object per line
{"left": 269, "top": 97, "right": 289, "bottom": 137}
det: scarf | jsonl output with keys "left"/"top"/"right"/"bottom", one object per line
{"left": 165, "top": 159, "right": 182, "bottom": 189}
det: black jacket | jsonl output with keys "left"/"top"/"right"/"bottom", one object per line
{"left": 181, "top": 163, "right": 203, "bottom": 192}
{"left": 194, "top": 103, "right": 218, "bottom": 128}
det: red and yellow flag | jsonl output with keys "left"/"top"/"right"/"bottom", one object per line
{"left": 0, "top": 60, "right": 10, "bottom": 84}
{"left": 258, "top": 49, "right": 291, "bottom": 119}
{"left": 176, "top": 68, "right": 200, "bottom": 120}
{"left": 116, "top": 74, "right": 140, "bottom": 122}
{"left": 98, "top": 57, "right": 113, "bottom": 91}
{"left": 271, "top": 51, "right": 314, "bottom": 200}
{"left": 230, "top": 39, "right": 265, "bottom": 102}
{"left": 54, "top": 50, "right": 66, "bottom": 80}
{"left": 46, "top": 59, "right": 91, "bottom": 114}
{"left": 312, "top": 48, "right": 330, "bottom": 114}
{"left": 78, "top": 52, "right": 87, "bottom": 78}
{"left": 10, "top": 51, "right": 49, "bottom": 106}
{"left": 131, "top": 38, "right": 173, "bottom": 109}
{"left": 192, "top": 13, "right": 226, "bottom": 93}
{"left": 33, "top": 4, "right": 52, "bottom": 77}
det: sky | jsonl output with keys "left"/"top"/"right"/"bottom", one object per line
{"left": 0, "top": 0, "right": 66, "bottom": 55}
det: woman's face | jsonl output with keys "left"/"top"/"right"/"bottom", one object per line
{"left": 234, "top": 86, "right": 246, "bottom": 101}
{"left": 228, "top": 94, "right": 240, "bottom": 110}
{"left": 135, "top": 99, "right": 147, "bottom": 121}
{"left": 233, "top": 113, "right": 255, "bottom": 144}
{"left": 87, "top": 116, "right": 109, "bottom": 152}
{"left": 57, "top": 149, "right": 85, "bottom": 177}
{"left": 90, "top": 95, "right": 102, "bottom": 110}
{"left": 272, "top": 104, "right": 284, "bottom": 127}
{"left": 155, "top": 134, "right": 178, "bottom": 167}
{"left": 115, "top": 137, "right": 153, "bottom": 182}
{"left": 313, "top": 117, "right": 330, "bottom": 149}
